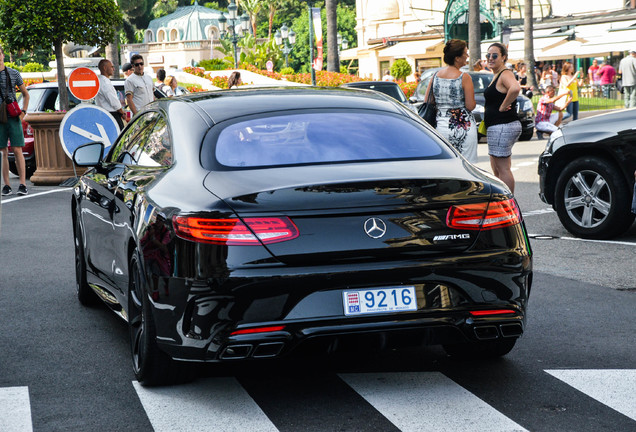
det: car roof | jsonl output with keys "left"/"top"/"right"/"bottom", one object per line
{"left": 161, "top": 87, "right": 409, "bottom": 124}
{"left": 27, "top": 79, "right": 125, "bottom": 89}
{"left": 342, "top": 81, "right": 401, "bottom": 87}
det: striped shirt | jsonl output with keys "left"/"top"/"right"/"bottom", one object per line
{"left": 0, "top": 67, "right": 24, "bottom": 101}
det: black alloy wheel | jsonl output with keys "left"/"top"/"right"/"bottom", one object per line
{"left": 443, "top": 338, "right": 517, "bottom": 359}
{"left": 128, "top": 251, "right": 192, "bottom": 386}
{"left": 554, "top": 157, "right": 634, "bottom": 239}
{"left": 74, "top": 216, "right": 98, "bottom": 306}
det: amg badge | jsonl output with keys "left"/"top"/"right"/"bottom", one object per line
{"left": 434, "top": 233, "right": 471, "bottom": 241}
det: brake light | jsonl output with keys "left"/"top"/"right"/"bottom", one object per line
{"left": 172, "top": 216, "right": 299, "bottom": 245}
{"left": 25, "top": 124, "right": 33, "bottom": 137}
{"left": 230, "top": 325, "right": 286, "bottom": 335}
{"left": 469, "top": 309, "right": 516, "bottom": 316}
{"left": 446, "top": 199, "right": 521, "bottom": 230}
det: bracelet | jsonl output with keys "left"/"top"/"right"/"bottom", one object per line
{"left": 21, "top": 109, "right": 26, "bottom": 114}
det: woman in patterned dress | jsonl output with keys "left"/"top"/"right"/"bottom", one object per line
{"left": 424, "top": 39, "right": 477, "bottom": 163}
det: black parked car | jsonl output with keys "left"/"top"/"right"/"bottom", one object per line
{"left": 340, "top": 81, "right": 416, "bottom": 112}
{"left": 538, "top": 109, "right": 636, "bottom": 239}
{"left": 411, "top": 68, "right": 535, "bottom": 141}
{"left": 72, "top": 87, "right": 532, "bottom": 385}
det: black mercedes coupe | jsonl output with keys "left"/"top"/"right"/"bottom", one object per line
{"left": 71, "top": 87, "right": 533, "bottom": 385}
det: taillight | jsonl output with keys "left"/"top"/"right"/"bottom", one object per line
{"left": 230, "top": 325, "right": 286, "bottom": 335}
{"left": 172, "top": 216, "right": 299, "bottom": 245}
{"left": 446, "top": 199, "right": 521, "bottom": 230}
{"left": 469, "top": 309, "right": 516, "bottom": 316}
{"left": 25, "top": 123, "right": 33, "bottom": 137}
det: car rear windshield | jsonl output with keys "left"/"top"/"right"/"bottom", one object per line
{"left": 202, "top": 111, "right": 451, "bottom": 169}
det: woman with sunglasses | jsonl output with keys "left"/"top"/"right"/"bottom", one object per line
{"left": 425, "top": 39, "right": 477, "bottom": 162}
{"left": 483, "top": 42, "right": 522, "bottom": 193}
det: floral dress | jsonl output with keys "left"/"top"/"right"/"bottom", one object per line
{"left": 432, "top": 73, "right": 478, "bottom": 163}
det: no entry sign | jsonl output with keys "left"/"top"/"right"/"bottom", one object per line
{"left": 68, "top": 67, "right": 100, "bottom": 101}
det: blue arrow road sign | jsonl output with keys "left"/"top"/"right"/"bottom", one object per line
{"left": 59, "top": 104, "right": 120, "bottom": 159}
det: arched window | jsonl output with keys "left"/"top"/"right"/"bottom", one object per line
{"left": 157, "top": 29, "right": 167, "bottom": 42}
{"left": 169, "top": 28, "right": 179, "bottom": 41}
{"left": 205, "top": 25, "right": 220, "bottom": 41}
{"left": 145, "top": 30, "right": 154, "bottom": 43}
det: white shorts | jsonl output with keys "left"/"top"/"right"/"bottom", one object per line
{"left": 536, "top": 113, "right": 560, "bottom": 133}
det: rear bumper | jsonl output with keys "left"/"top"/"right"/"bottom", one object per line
{"left": 149, "top": 248, "right": 532, "bottom": 362}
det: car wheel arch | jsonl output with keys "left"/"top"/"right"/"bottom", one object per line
{"left": 547, "top": 146, "right": 624, "bottom": 205}
{"left": 553, "top": 155, "right": 634, "bottom": 238}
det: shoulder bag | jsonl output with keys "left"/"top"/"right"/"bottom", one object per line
{"left": 3, "top": 69, "right": 22, "bottom": 118}
{"left": 418, "top": 72, "right": 438, "bottom": 128}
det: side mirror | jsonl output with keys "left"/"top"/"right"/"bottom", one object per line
{"left": 409, "top": 97, "right": 417, "bottom": 104}
{"left": 73, "top": 142, "right": 105, "bottom": 166}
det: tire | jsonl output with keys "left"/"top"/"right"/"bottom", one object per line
{"left": 128, "top": 251, "right": 195, "bottom": 386}
{"left": 443, "top": 338, "right": 517, "bottom": 359}
{"left": 554, "top": 157, "right": 635, "bottom": 239}
{"left": 74, "top": 216, "right": 99, "bottom": 306}
{"left": 518, "top": 129, "right": 533, "bottom": 142}
{"left": 8, "top": 160, "right": 35, "bottom": 179}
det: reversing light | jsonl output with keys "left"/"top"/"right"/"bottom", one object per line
{"left": 230, "top": 325, "right": 286, "bottom": 335}
{"left": 469, "top": 309, "right": 516, "bottom": 316}
{"left": 446, "top": 199, "right": 521, "bottom": 230}
{"left": 172, "top": 216, "right": 299, "bottom": 245}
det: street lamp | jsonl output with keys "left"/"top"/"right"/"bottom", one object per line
{"left": 218, "top": 0, "right": 250, "bottom": 68}
{"left": 274, "top": 24, "right": 296, "bottom": 68}
{"left": 337, "top": 32, "right": 349, "bottom": 54}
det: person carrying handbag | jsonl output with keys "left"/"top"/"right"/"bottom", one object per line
{"left": 424, "top": 39, "right": 478, "bottom": 163}
{"left": 0, "top": 46, "right": 30, "bottom": 196}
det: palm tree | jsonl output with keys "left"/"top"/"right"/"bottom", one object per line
{"left": 239, "top": 0, "right": 261, "bottom": 37}
{"left": 326, "top": 0, "right": 338, "bottom": 72}
{"left": 263, "top": 0, "right": 281, "bottom": 38}
{"left": 524, "top": 0, "right": 538, "bottom": 91}
{"left": 468, "top": 0, "right": 481, "bottom": 71}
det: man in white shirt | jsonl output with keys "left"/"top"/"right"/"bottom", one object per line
{"left": 96, "top": 59, "right": 126, "bottom": 129}
{"left": 124, "top": 54, "right": 154, "bottom": 116}
{"left": 619, "top": 50, "right": 636, "bottom": 108}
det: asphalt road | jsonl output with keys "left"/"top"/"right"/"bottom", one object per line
{"left": 0, "top": 135, "right": 635, "bottom": 431}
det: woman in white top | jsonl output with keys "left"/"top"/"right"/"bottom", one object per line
{"left": 425, "top": 39, "right": 478, "bottom": 163}
{"left": 163, "top": 76, "right": 177, "bottom": 97}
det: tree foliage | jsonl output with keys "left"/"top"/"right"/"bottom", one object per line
{"left": 390, "top": 59, "right": 412, "bottom": 81}
{"left": 0, "top": 0, "right": 122, "bottom": 110}
{"left": 286, "top": 3, "right": 355, "bottom": 74}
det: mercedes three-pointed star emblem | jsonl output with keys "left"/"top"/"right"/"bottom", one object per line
{"left": 364, "top": 217, "right": 387, "bottom": 239}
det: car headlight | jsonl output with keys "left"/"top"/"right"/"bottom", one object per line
{"left": 546, "top": 128, "right": 563, "bottom": 151}
{"left": 521, "top": 99, "right": 534, "bottom": 112}
{"left": 473, "top": 104, "right": 484, "bottom": 114}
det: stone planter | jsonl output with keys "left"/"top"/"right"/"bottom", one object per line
{"left": 26, "top": 112, "right": 81, "bottom": 185}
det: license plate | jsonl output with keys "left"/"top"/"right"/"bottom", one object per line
{"left": 343, "top": 286, "right": 417, "bottom": 316}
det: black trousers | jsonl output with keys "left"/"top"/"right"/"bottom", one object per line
{"left": 110, "top": 111, "right": 125, "bottom": 130}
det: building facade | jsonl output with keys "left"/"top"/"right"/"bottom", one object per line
{"left": 121, "top": 1, "right": 226, "bottom": 72}
{"left": 342, "top": 0, "right": 632, "bottom": 81}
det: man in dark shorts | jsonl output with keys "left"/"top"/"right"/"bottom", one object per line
{"left": 0, "top": 46, "right": 30, "bottom": 196}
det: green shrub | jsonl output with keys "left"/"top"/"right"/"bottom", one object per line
{"left": 280, "top": 67, "right": 294, "bottom": 75}
{"left": 391, "top": 59, "right": 412, "bottom": 82}
{"left": 22, "top": 62, "right": 48, "bottom": 72}
{"left": 5, "top": 62, "right": 22, "bottom": 71}
{"left": 197, "top": 58, "right": 231, "bottom": 71}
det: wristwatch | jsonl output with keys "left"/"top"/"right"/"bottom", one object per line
{"left": 21, "top": 109, "right": 26, "bottom": 114}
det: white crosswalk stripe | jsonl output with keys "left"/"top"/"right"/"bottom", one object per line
{"left": 340, "top": 372, "right": 527, "bottom": 432}
{"left": 5, "top": 369, "right": 636, "bottom": 431}
{"left": 0, "top": 386, "right": 33, "bottom": 432}
{"left": 545, "top": 369, "right": 636, "bottom": 421}
{"left": 132, "top": 378, "right": 278, "bottom": 432}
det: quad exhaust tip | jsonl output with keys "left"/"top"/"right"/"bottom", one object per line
{"left": 474, "top": 323, "right": 523, "bottom": 340}
{"left": 220, "top": 342, "right": 286, "bottom": 360}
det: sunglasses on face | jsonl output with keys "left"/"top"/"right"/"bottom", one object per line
{"left": 485, "top": 53, "right": 499, "bottom": 60}
{"left": 134, "top": 62, "right": 144, "bottom": 67}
